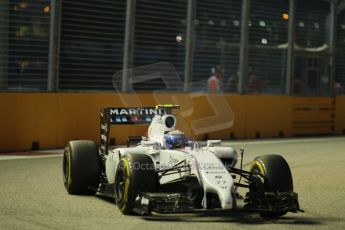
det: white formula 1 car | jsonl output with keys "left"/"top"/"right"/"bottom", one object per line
{"left": 63, "top": 105, "right": 301, "bottom": 217}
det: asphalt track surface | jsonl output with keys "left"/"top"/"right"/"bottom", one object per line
{"left": 1, "top": 137, "right": 345, "bottom": 230}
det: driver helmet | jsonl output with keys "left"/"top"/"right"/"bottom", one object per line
{"left": 164, "top": 130, "right": 189, "bottom": 149}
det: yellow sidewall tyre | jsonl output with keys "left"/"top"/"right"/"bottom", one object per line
{"left": 114, "top": 154, "right": 158, "bottom": 215}
{"left": 249, "top": 154, "right": 293, "bottom": 218}
{"left": 63, "top": 140, "right": 100, "bottom": 195}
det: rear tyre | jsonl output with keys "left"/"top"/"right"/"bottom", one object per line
{"left": 114, "top": 154, "right": 157, "bottom": 215}
{"left": 249, "top": 154, "right": 293, "bottom": 218}
{"left": 63, "top": 140, "right": 100, "bottom": 195}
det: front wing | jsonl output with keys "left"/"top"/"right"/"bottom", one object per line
{"left": 131, "top": 191, "right": 301, "bottom": 215}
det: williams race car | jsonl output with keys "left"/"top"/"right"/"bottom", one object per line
{"left": 63, "top": 105, "right": 301, "bottom": 217}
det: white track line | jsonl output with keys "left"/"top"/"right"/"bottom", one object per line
{"left": 0, "top": 149, "right": 63, "bottom": 161}
{"left": 1, "top": 137, "right": 344, "bottom": 161}
{"left": 0, "top": 154, "right": 62, "bottom": 161}
{"left": 224, "top": 136, "right": 345, "bottom": 146}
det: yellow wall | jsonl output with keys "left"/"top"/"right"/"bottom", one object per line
{"left": 335, "top": 95, "right": 345, "bottom": 135}
{"left": 0, "top": 93, "right": 58, "bottom": 151}
{"left": 292, "top": 97, "right": 335, "bottom": 135}
{"left": 0, "top": 93, "right": 343, "bottom": 152}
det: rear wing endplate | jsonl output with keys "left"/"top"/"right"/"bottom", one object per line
{"left": 99, "top": 105, "right": 180, "bottom": 155}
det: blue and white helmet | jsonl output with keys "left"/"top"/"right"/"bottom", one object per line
{"left": 164, "top": 130, "right": 188, "bottom": 149}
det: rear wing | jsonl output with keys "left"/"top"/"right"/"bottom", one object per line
{"left": 100, "top": 105, "right": 180, "bottom": 155}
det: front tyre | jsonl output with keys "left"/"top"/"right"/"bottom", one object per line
{"left": 249, "top": 154, "right": 293, "bottom": 218}
{"left": 63, "top": 140, "right": 100, "bottom": 195}
{"left": 114, "top": 154, "right": 157, "bottom": 215}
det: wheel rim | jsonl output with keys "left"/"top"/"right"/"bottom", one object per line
{"left": 250, "top": 166, "right": 265, "bottom": 192}
{"left": 63, "top": 151, "right": 69, "bottom": 184}
{"left": 115, "top": 163, "right": 126, "bottom": 201}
